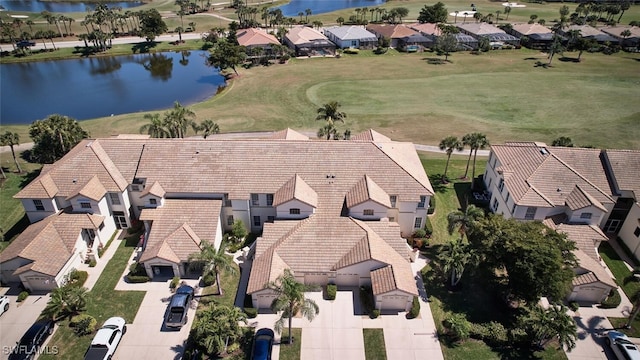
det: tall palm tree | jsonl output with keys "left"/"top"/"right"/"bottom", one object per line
{"left": 139, "top": 113, "right": 169, "bottom": 138}
{"left": 316, "top": 101, "right": 346, "bottom": 125}
{"left": 188, "top": 242, "right": 236, "bottom": 295}
{"left": 438, "top": 238, "right": 473, "bottom": 287}
{"left": 0, "top": 131, "right": 22, "bottom": 173}
{"left": 268, "top": 269, "right": 319, "bottom": 345}
{"left": 42, "top": 286, "right": 88, "bottom": 321}
{"left": 317, "top": 122, "right": 337, "bottom": 140}
{"left": 447, "top": 204, "right": 484, "bottom": 241}
{"left": 546, "top": 304, "right": 577, "bottom": 350}
{"left": 439, "top": 136, "right": 463, "bottom": 182}
{"left": 462, "top": 133, "right": 489, "bottom": 182}
{"left": 191, "top": 304, "right": 247, "bottom": 355}
{"left": 165, "top": 101, "right": 196, "bottom": 138}
{"left": 199, "top": 119, "right": 220, "bottom": 139}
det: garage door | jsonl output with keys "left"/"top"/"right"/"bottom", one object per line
{"left": 304, "top": 273, "right": 328, "bottom": 286}
{"left": 151, "top": 265, "right": 175, "bottom": 278}
{"left": 336, "top": 273, "right": 359, "bottom": 287}
{"left": 255, "top": 295, "right": 276, "bottom": 309}
{"left": 26, "top": 276, "right": 56, "bottom": 292}
{"left": 380, "top": 295, "right": 409, "bottom": 311}
{"left": 574, "top": 286, "right": 608, "bottom": 303}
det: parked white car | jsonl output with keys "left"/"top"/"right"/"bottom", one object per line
{"left": 0, "top": 295, "right": 9, "bottom": 316}
{"left": 606, "top": 331, "right": 640, "bottom": 360}
{"left": 84, "top": 317, "right": 126, "bottom": 360}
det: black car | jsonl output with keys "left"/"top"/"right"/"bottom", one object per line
{"left": 164, "top": 285, "right": 194, "bottom": 329}
{"left": 251, "top": 328, "right": 274, "bottom": 360}
{"left": 9, "top": 319, "right": 55, "bottom": 360}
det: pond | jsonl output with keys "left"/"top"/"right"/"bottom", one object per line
{"left": 0, "top": 50, "right": 226, "bottom": 125}
{"left": 275, "top": 0, "right": 385, "bottom": 17}
{"left": 0, "top": 0, "right": 143, "bottom": 13}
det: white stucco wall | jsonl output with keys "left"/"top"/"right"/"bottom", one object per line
{"left": 21, "top": 198, "right": 58, "bottom": 223}
{"left": 336, "top": 260, "right": 385, "bottom": 287}
{"left": 567, "top": 206, "right": 606, "bottom": 225}
{"left": 276, "top": 199, "right": 314, "bottom": 219}
{"left": 350, "top": 201, "right": 388, "bottom": 220}
{"left": 0, "top": 258, "right": 30, "bottom": 284}
{"left": 620, "top": 203, "right": 640, "bottom": 261}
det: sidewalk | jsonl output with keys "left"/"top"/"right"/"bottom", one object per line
{"left": 76, "top": 229, "right": 124, "bottom": 291}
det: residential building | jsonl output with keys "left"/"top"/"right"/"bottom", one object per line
{"left": 600, "top": 26, "right": 640, "bottom": 49}
{"left": 323, "top": 26, "right": 378, "bottom": 49}
{"left": 508, "top": 23, "right": 554, "bottom": 49}
{"left": 237, "top": 28, "right": 281, "bottom": 52}
{"left": 456, "top": 23, "right": 520, "bottom": 46}
{"left": 559, "top": 25, "right": 618, "bottom": 44}
{"left": 283, "top": 26, "right": 336, "bottom": 56}
{"left": 6, "top": 130, "right": 433, "bottom": 312}
{"left": 366, "top": 24, "right": 420, "bottom": 48}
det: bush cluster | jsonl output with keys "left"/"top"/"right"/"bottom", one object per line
{"left": 424, "top": 217, "right": 434, "bottom": 236}
{"left": 88, "top": 259, "right": 97, "bottom": 267}
{"left": 67, "top": 269, "right": 89, "bottom": 288}
{"left": 428, "top": 197, "right": 436, "bottom": 214}
{"left": 469, "top": 321, "right": 508, "bottom": 346}
{"left": 72, "top": 314, "right": 97, "bottom": 336}
{"left": 406, "top": 296, "right": 420, "bottom": 319}
{"left": 569, "top": 301, "right": 580, "bottom": 312}
{"left": 600, "top": 289, "right": 621, "bottom": 309}
{"left": 125, "top": 262, "right": 150, "bottom": 283}
{"left": 170, "top": 276, "right": 181, "bottom": 290}
{"left": 444, "top": 313, "right": 471, "bottom": 340}
{"left": 326, "top": 284, "right": 337, "bottom": 300}
{"left": 203, "top": 272, "right": 216, "bottom": 287}
{"left": 17, "top": 291, "right": 29, "bottom": 302}
{"left": 127, "top": 275, "right": 151, "bottom": 283}
{"left": 244, "top": 307, "right": 258, "bottom": 318}
{"left": 359, "top": 286, "right": 376, "bottom": 318}
{"left": 343, "top": 48, "right": 359, "bottom": 54}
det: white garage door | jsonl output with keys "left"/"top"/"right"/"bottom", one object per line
{"left": 380, "top": 295, "right": 409, "bottom": 311}
{"left": 574, "top": 286, "right": 608, "bottom": 303}
{"left": 255, "top": 294, "right": 276, "bottom": 309}
{"left": 26, "top": 276, "right": 56, "bottom": 292}
{"left": 336, "top": 273, "right": 359, "bottom": 287}
{"left": 304, "top": 273, "right": 328, "bottom": 286}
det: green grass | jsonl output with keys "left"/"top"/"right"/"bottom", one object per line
{"left": 40, "top": 238, "right": 145, "bottom": 360}
{"left": 363, "top": 329, "right": 387, "bottom": 360}
{"left": 196, "top": 253, "right": 240, "bottom": 308}
{"left": 0, "top": 162, "right": 42, "bottom": 250}
{"left": 279, "top": 328, "right": 302, "bottom": 360}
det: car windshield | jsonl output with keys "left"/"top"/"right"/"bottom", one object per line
{"left": 618, "top": 338, "right": 635, "bottom": 345}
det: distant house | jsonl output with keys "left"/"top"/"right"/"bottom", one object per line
{"left": 559, "top": 25, "right": 618, "bottom": 44}
{"left": 284, "top": 26, "right": 336, "bottom": 56}
{"left": 398, "top": 33, "right": 433, "bottom": 52}
{"left": 323, "top": 26, "right": 378, "bottom": 49}
{"left": 600, "top": 26, "right": 640, "bottom": 49}
{"left": 408, "top": 23, "right": 441, "bottom": 46}
{"left": 508, "top": 23, "right": 554, "bottom": 49}
{"left": 237, "top": 28, "right": 281, "bottom": 52}
{"left": 366, "top": 24, "right": 419, "bottom": 48}
{"left": 456, "top": 23, "right": 520, "bottom": 46}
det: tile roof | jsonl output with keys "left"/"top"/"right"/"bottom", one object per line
{"left": 268, "top": 128, "right": 309, "bottom": 140}
{"left": 563, "top": 24, "right": 607, "bottom": 37}
{"left": 0, "top": 213, "right": 104, "bottom": 277}
{"left": 511, "top": 23, "right": 552, "bottom": 36}
{"left": 237, "top": 28, "right": 281, "bottom": 47}
{"left": 366, "top": 24, "right": 418, "bottom": 39}
{"left": 491, "top": 143, "right": 614, "bottom": 208}
{"left": 600, "top": 26, "right": 640, "bottom": 38}
{"left": 68, "top": 175, "right": 107, "bottom": 201}
{"left": 346, "top": 175, "right": 391, "bottom": 208}
{"left": 572, "top": 250, "right": 617, "bottom": 288}
{"left": 603, "top": 150, "right": 640, "bottom": 198}
{"left": 554, "top": 223, "right": 609, "bottom": 261}
{"left": 407, "top": 23, "right": 442, "bottom": 36}
{"left": 565, "top": 185, "right": 606, "bottom": 212}
{"left": 324, "top": 26, "right": 377, "bottom": 41}
{"left": 457, "top": 23, "right": 505, "bottom": 35}
{"left": 139, "top": 199, "right": 222, "bottom": 263}
{"left": 285, "top": 26, "right": 331, "bottom": 45}
{"left": 272, "top": 174, "right": 318, "bottom": 207}
{"left": 141, "top": 181, "right": 166, "bottom": 197}
{"left": 350, "top": 129, "right": 391, "bottom": 142}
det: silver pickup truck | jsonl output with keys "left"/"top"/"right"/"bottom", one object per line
{"left": 164, "top": 285, "right": 194, "bottom": 329}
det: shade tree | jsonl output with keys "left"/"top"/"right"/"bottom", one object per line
{"left": 29, "top": 114, "right": 89, "bottom": 164}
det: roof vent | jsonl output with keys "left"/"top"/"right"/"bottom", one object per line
{"left": 540, "top": 148, "right": 549, "bottom": 155}
{"left": 72, "top": 178, "right": 77, "bottom": 183}
{"left": 557, "top": 188, "right": 562, "bottom": 192}
{"left": 195, "top": 151, "right": 200, "bottom": 154}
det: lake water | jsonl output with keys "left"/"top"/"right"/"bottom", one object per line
{"left": 0, "top": 0, "right": 143, "bottom": 13}
{"left": 0, "top": 51, "right": 226, "bottom": 125}
{"left": 276, "top": 0, "right": 385, "bottom": 17}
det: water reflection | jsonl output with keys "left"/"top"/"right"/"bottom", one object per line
{"left": 0, "top": 0, "right": 143, "bottom": 13}
{"left": 179, "top": 50, "right": 191, "bottom": 67}
{"left": 141, "top": 53, "right": 173, "bottom": 81}
{"left": 88, "top": 57, "right": 122, "bottom": 75}
{"left": 275, "top": 0, "right": 386, "bottom": 17}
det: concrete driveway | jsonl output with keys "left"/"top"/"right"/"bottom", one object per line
{"left": 0, "top": 290, "right": 50, "bottom": 360}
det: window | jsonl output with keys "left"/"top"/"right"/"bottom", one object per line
{"left": 290, "top": 208, "right": 300, "bottom": 215}
{"left": 634, "top": 227, "right": 640, "bottom": 237}
{"left": 389, "top": 217, "right": 395, "bottom": 222}
{"left": 253, "top": 216, "right": 261, "bottom": 227}
{"left": 224, "top": 194, "right": 232, "bottom": 207}
{"left": 418, "top": 196, "right": 426, "bottom": 209}
{"left": 492, "top": 198, "right": 499, "bottom": 212}
{"left": 267, "top": 216, "right": 275, "bottom": 222}
{"left": 227, "top": 215, "right": 234, "bottom": 226}
{"left": 525, "top": 207, "right": 537, "bottom": 220}
{"left": 130, "top": 184, "right": 141, "bottom": 192}
{"left": 363, "top": 209, "right": 374, "bottom": 216}
{"left": 109, "top": 193, "right": 121, "bottom": 205}
{"left": 580, "top": 212, "right": 592, "bottom": 220}
{"left": 80, "top": 202, "right": 92, "bottom": 209}
{"left": 251, "top": 194, "right": 259, "bottom": 206}
{"left": 498, "top": 178, "right": 505, "bottom": 192}
{"left": 99, "top": 222, "right": 105, "bottom": 230}
{"left": 487, "top": 178, "right": 492, "bottom": 189}
{"left": 390, "top": 195, "right": 397, "bottom": 208}
{"left": 149, "top": 198, "right": 157, "bottom": 205}
{"left": 33, "top": 199, "right": 45, "bottom": 211}
{"left": 512, "top": 203, "right": 516, "bottom": 214}
{"left": 266, "top": 194, "right": 274, "bottom": 206}
{"left": 414, "top": 217, "right": 423, "bottom": 229}
{"left": 505, "top": 192, "right": 510, "bottom": 204}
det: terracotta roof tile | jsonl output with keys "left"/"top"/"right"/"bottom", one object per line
{"left": 407, "top": 23, "right": 442, "bottom": 36}
{"left": 604, "top": 150, "right": 640, "bottom": 197}
{"left": 269, "top": 128, "right": 309, "bottom": 140}
{"left": 511, "top": 23, "right": 552, "bottom": 36}
{"left": 285, "top": 26, "right": 330, "bottom": 45}
{"left": 366, "top": 24, "right": 418, "bottom": 39}
{"left": 272, "top": 174, "right": 318, "bottom": 207}
{"left": 572, "top": 250, "right": 617, "bottom": 288}
{"left": 346, "top": 175, "right": 391, "bottom": 208}
{"left": 565, "top": 185, "right": 606, "bottom": 212}
{"left": 350, "top": 129, "right": 391, "bottom": 142}
{"left": 141, "top": 181, "right": 166, "bottom": 197}
{"left": 554, "top": 223, "right": 609, "bottom": 261}
{"left": 237, "top": 28, "right": 281, "bottom": 47}
{"left": 67, "top": 175, "right": 107, "bottom": 201}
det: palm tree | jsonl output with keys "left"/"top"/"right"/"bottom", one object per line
{"left": 438, "top": 238, "right": 473, "bottom": 287}
{"left": 269, "top": 269, "right": 319, "bottom": 345}
{"left": 439, "top": 136, "right": 463, "bottom": 182}
{"left": 191, "top": 304, "right": 247, "bottom": 355}
{"left": 447, "top": 204, "right": 484, "bottom": 241}
{"left": 139, "top": 113, "right": 169, "bottom": 138}
{"left": 188, "top": 242, "right": 236, "bottom": 295}
{"left": 317, "top": 122, "right": 337, "bottom": 140}
{"left": 316, "top": 101, "right": 346, "bottom": 125}
{"left": 546, "top": 304, "right": 577, "bottom": 350}
{"left": 199, "top": 119, "right": 220, "bottom": 139}
{"left": 164, "top": 101, "right": 196, "bottom": 138}
{"left": 454, "top": 10, "right": 459, "bottom": 23}
{"left": 504, "top": 6, "right": 511, "bottom": 20}
{"left": 462, "top": 133, "right": 489, "bottom": 184}
{"left": 42, "top": 286, "right": 88, "bottom": 321}
{"left": 305, "top": 8, "right": 312, "bottom": 23}
{"left": 298, "top": 12, "right": 304, "bottom": 22}
{"left": 0, "top": 131, "right": 22, "bottom": 173}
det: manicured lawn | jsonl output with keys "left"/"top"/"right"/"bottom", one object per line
{"left": 363, "top": 329, "right": 387, "bottom": 360}
{"left": 39, "top": 238, "right": 145, "bottom": 360}
{"left": 279, "top": 328, "right": 302, "bottom": 360}
{"left": 197, "top": 252, "right": 240, "bottom": 308}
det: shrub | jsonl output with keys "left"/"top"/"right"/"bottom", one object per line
{"left": 244, "top": 307, "right": 258, "bottom": 318}
{"left": 371, "top": 309, "right": 380, "bottom": 319}
{"left": 469, "top": 322, "right": 488, "bottom": 339}
{"left": 484, "top": 321, "right": 508, "bottom": 345}
{"left": 17, "top": 291, "right": 29, "bottom": 302}
{"left": 327, "top": 284, "right": 337, "bottom": 300}
{"left": 343, "top": 48, "right": 359, "bottom": 54}
{"left": 424, "top": 216, "right": 434, "bottom": 236}
{"left": 68, "top": 270, "right": 89, "bottom": 288}
{"left": 279, "top": 54, "right": 290, "bottom": 63}
{"left": 428, "top": 197, "right": 436, "bottom": 214}
{"left": 444, "top": 313, "right": 471, "bottom": 341}
{"left": 406, "top": 296, "right": 420, "bottom": 319}
{"left": 126, "top": 275, "right": 150, "bottom": 283}
{"left": 170, "top": 276, "right": 180, "bottom": 289}
{"left": 359, "top": 286, "right": 375, "bottom": 316}
{"left": 203, "top": 272, "right": 216, "bottom": 287}
{"left": 600, "top": 289, "right": 621, "bottom": 309}
{"left": 413, "top": 229, "right": 427, "bottom": 239}
{"left": 569, "top": 301, "right": 579, "bottom": 312}
{"left": 88, "top": 259, "right": 97, "bottom": 268}
{"left": 373, "top": 46, "right": 388, "bottom": 55}
{"left": 129, "top": 262, "right": 146, "bottom": 276}
{"left": 72, "top": 314, "right": 97, "bottom": 336}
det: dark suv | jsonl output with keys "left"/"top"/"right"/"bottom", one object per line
{"left": 164, "top": 285, "right": 194, "bottom": 329}
{"left": 9, "top": 319, "right": 55, "bottom": 360}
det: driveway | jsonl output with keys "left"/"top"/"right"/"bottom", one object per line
{"left": 0, "top": 290, "right": 50, "bottom": 360}
{"left": 568, "top": 306, "right": 618, "bottom": 360}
